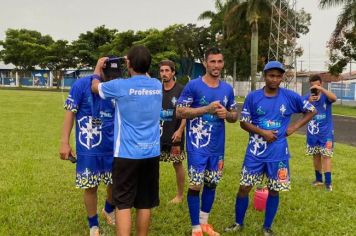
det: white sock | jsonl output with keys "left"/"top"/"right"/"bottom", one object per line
{"left": 192, "top": 225, "right": 202, "bottom": 231}
{"left": 199, "top": 211, "right": 209, "bottom": 224}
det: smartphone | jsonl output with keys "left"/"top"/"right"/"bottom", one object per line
{"left": 103, "top": 57, "right": 125, "bottom": 78}
{"left": 68, "top": 155, "right": 77, "bottom": 163}
{"left": 310, "top": 88, "right": 318, "bottom": 96}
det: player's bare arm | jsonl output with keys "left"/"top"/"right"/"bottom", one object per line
{"left": 216, "top": 104, "right": 238, "bottom": 123}
{"left": 59, "top": 110, "right": 75, "bottom": 160}
{"left": 172, "top": 119, "right": 186, "bottom": 143}
{"left": 176, "top": 101, "right": 220, "bottom": 119}
{"left": 91, "top": 57, "right": 108, "bottom": 94}
{"left": 240, "top": 121, "right": 278, "bottom": 143}
{"left": 286, "top": 109, "right": 317, "bottom": 136}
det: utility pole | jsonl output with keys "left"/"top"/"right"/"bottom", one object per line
{"left": 299, "top": 60, "right": 304, "bottom": 72}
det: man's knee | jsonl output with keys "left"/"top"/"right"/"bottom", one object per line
{"left": 237, "top": 185, "right": 252, "bottom": 197}
{"left": 85, "top": 186, "right": 98, "bottom": 194}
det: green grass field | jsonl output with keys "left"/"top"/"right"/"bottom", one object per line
{"left": 1, "top": 90, "right": 356, "bottom": 236}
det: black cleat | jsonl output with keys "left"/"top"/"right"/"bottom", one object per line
{"left": 262, "top": 228, "right": 274, "bottom": 236}
{"left": 224, "top": 223, "right": 243, "bottom": 232}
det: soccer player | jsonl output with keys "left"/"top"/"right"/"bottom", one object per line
{"left": 159, "top": 59, "right": 186, "bottom": 204}
{"left": 91, "top": 45, "right": 162, "bottom": 236}
{"left": 225, "top": 61, "right": 316, "bottom": 236}
{"left": 59, "top": 59, "right": 117, "bottom": 236}
{"left": 304, "top": 74, "right": 337, "bottom": 191}
{"left": 176, "top": 47, "right": 238, "bottom": 236}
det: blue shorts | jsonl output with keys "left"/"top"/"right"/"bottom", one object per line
{"left": 187, "top": 152, "right": 224, "bottom": 186}
{"left": 240, "top": 157, "right": 290, "bottom": 192}
{"left": 306, "top": 136, "right": 334, "bottom": 158}
{"left": 76, "top": 154, "right": 114, "bottom": 189}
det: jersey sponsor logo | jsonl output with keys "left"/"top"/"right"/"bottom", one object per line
{"left": 308, "top": 120, "right": 320, "bottom": 135}
{"left": 129, "top": 88, "right": 161, "bottom": 96}
{"left": 77, "top": 116, "right": 102, "bottom": 149}
{"left": 100, "top": 111, "right": 113, "bottom": 118}
{"left": 249, "top": 134, "right": 267, "bottom": 156}
{"left": 199, "top": 96, "right": 209, "bottom": 105}
{"left": 256, "top": 106, "right": 265, "bottom": 115}
{"left": 260, "top": 119, "right": 281, "bottom": 129}
{"left": 314, "top": 113, "right": 326, "bottom": 121}
{"left": 189, "top": 117, "right": 212, "bottom": 148}
{"left": 160, "top": 109, "right": 174, "bottom": 121}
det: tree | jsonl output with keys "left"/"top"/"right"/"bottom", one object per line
{"left": 71, "top": 25, "right": 117, "bottom": 68}
{"left": 0, "top": 29, "right": 54, "bottom": 72}
{"left": 40, "top": 40, "right": 77, "bottom": 89}
{"left": 225, "top": 0, "right": 272, "bottom": 91}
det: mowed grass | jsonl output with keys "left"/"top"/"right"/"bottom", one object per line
{"left": 0, "top": 90, "right": 356, "bottom": 236}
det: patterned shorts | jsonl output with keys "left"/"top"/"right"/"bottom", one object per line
{"left": 306, "top": 144, "right": 333, "bottom": 158}
{"left": 160, "top": 150, "right": 186, "bottom": 163}
{"left": 306, "top": 137, "right": 334, "bottom": 158}
{"left": 187, "top": 153, "right": 224, "bottom": 187}
{"left": 240, "top": 158, "right": 290, "bottom": 192}
{"left": 76, "top": 154, "right": 113, "bottom": 189}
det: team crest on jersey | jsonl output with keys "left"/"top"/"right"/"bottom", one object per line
{"left": 249, "top": 134, "right": 267, "bottom": 156}
{"left": 78, "top": 116, "right": 102, "bottom": 149}
{"left": 189, "top": 117, "right": 212, "bottom": 148}
{"left": 308, "top": 120, "right": 320, "bottom": 135}
{"left": 171, "top": 96, "right": 177, "bottom": 106}
{"left": 277, "top": 162, "right": 289, "bottom": 183}
{"left": 223, "top": 96, "right": 228, "bottom": 106}
{"left": 199, "top": 96, "right": 209, "bottom": 106}
{"left": 280, "top": 104, "right": 286, "bottom": 116}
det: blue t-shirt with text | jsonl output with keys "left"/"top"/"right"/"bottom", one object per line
{"left": 98, "top": 75, "right": 162, "bottom": 159}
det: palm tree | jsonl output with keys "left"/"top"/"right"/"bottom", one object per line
{"left": 225, "top": 0, "right": 271, "bottom": 91}
{"left": 319, "top": 0, "right": 356, "bottom": 39}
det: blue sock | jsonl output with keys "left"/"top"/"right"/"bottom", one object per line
{"left": 88, "top": 214, "right": 99, "bottom": 228}
{"left": 235, "top": 196, "right": 249, "bottom": 225}
{"left": 263, "top": 194, "right": 279, "bottom": 229}
{"left": 104, "top": 200, "right": 115, "bottom": 213}
{"left": 201, "top": 185, "right": 216, "bottom": 213}
{"left": 315, "top": 170, "right": 323, "bottom": 182}
{"left": 187, "top": 189, "right": 200, "bottom": 226}
{"left": 324, "top": 172, "right": 332, "bottom": 186}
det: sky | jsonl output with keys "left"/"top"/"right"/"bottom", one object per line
{"left": 0, "top": 0, "right": 344, "bottom": 71}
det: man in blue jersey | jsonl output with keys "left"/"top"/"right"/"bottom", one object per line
{"left": 176, "top": 47, "right": 238, "bottom": 236}
{"left": 91, "top": 45, "right": 162, "bottom": 236}
{"left": 59, "top": 60, "right": 117, "bottom": 236}
{"left": 304, "top": 74, "right": 337, "bottom": 191}
{"left": 225, "top": 61, "right": 316, "bottom": 236}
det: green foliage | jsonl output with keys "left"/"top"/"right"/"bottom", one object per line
{"left": 1, "top": 90, "right": 356, "bottom": 235}
{"left": 0, "top": 29, "right": 54, "bottom": 71}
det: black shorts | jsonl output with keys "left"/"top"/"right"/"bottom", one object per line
{"left": 112, "top": 156, "right": 160, "bottom": 210}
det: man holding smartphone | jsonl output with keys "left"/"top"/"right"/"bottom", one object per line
{"left": 304, "top": 74, "right": 337, "bottom": 191}
{"left": 59, "top": 57, "right": 120, "bottom": 236}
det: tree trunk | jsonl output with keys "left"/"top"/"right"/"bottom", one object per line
{"left": 250, "top": 20, "right": 258, "bottom": 91}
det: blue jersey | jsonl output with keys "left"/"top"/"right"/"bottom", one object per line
{"left": 98, "top": 75, "right": 162, "bottom": 159}
{"left": 177, "top": 76, "right": 237, "bottom": 155}
{"left": 241, "top": 88, "right": 315, "bottom": 162}
{"left": 303, "top": 93, "right": 334, "bottom": 140}
{"left": 64, "top": 75, "right": 115, "bottom": 156}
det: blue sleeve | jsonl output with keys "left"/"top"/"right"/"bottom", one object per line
{"left": 99, "top": 79, "right": 124, "bottom": 99}
{"left": 227, "top": 86, "right": 237, "bottom": 111}
{"left": 290, "top": 92, "right": 315, "bottom": 114}
{"left": 177, "top": 81, "right": 194, "bottom": 107}
{"left": 240, "top": 93, "right": 252, "bottom": 122}
{"left": 64, "top": 81, "right": 82, "bottom": 113}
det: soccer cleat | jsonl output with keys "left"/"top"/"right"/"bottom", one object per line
{"left": 326, "top": 184, "right": 333, "bottom": 192}
{"left": 262, "top": 228, "right": 274, "bottom": 236}
{"left": 311, "top": 180, "right": 324, "bottom": 187}
{"left": 224, "top": 223, "right": 243, "bottom": 232}
{"left": 201, "top": 223, "right": 220, "bottom": 236}
{"left": 102, "top": 208, "right": 115, "bottom": 226}
{"left": 192, "top": 229, "right": 203, "bottom": 236}
{"left": 89, "top": 226, "right": 100, "bottom": 236}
